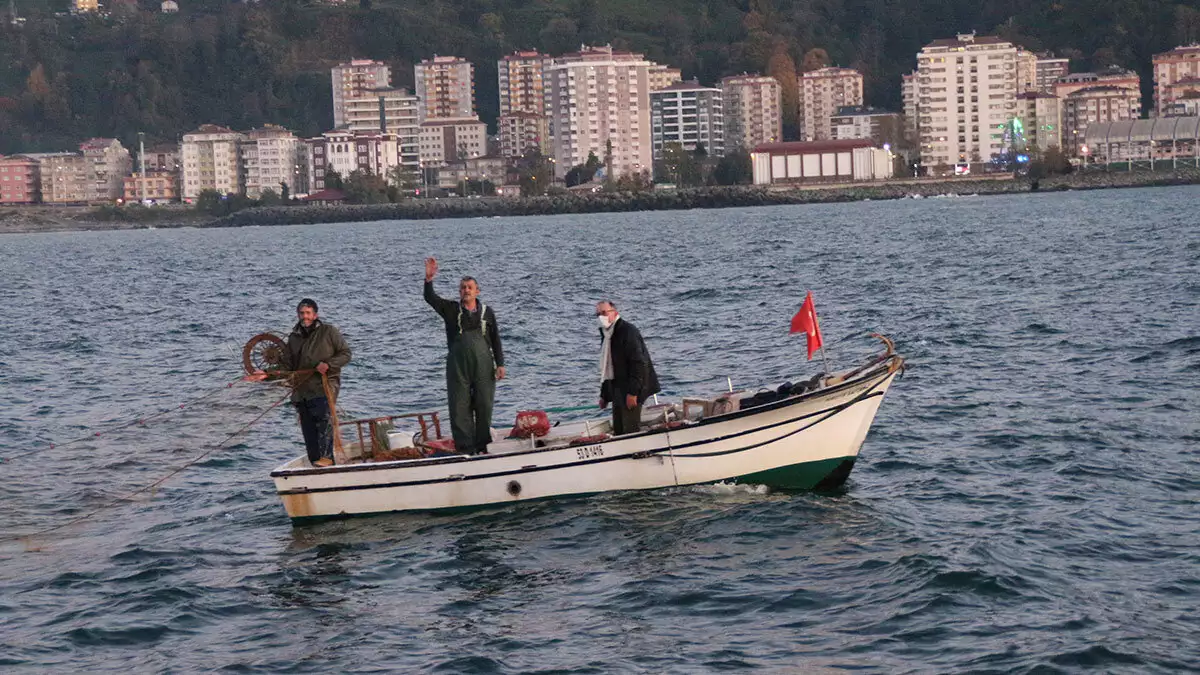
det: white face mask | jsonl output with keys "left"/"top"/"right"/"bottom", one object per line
{"left": 597, "top": 314, "right": 612, "bottom": 329}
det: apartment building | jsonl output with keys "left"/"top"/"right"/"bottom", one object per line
{"left": 240, "top": 126, "right": 304, "bottom": 199}
{"left": 418, "top": 118, "right": 488, "bottom": 167}
{"left": 498, "top": 51, "right": 550, "bottom": 158}
{"left": 1035, "top": 56, "right": 1071, "bottom": 93}
{"left": 648, "top": 64, "right": 683, "bottom": 92}
{"left": 123, "top": 172, "right": 177, "bottom": 203}
{"left": 1153, "top": 45, "right": 1200, "bottom": 116}
{"left": 331, "top": 59, "right": 391, "bottom": 128}
{"left": 829, "top": 106, "right": 903, "bottom": 147}
{"left": 306, "top": 130, "right": 402, "bottom": 192}
{"left": 80, "top": 138, "right": 132, "bottom": 202}
{"left": 180, "top": 125, "right": 246, "bottom": 199}
{"left": 499, "top": 112, "right": 549, "bottom": 158}
{"left": 1015, "top": 91, "right": 1063, "bottom": 152}
{"left": 1063, "top": 85, "right": 1140, "bottom": 154}
{"left": 799, "top": 67, "right": 863, "bottom": 140}
{"left": 721, "top": 74, "right": 783, "bottom": 151}
{"left": 415, "top": 56, "right": 475, "bottom": 121}
{"left": 545, "top": 45, "right": 654, "bottom": 180}
{"left": 912, "top": 32, "right": 1020, "bottom": 171}
{"left": 34, "top": 153, "right": 91, "bottom": 204}
{"left": 0, "top": 155, "right": 40, "bottom": 204}
{"left": 342, "top": 87, "right": 420, "bottom": 169}
{"left": 650, "top": 80, "right": 724, "bottom": 161}
{"left": 1053, "top": 68, "right": 1140, "bottom": 100}
{"left": 902, "top": 72, "right": 918, "bottom": 143}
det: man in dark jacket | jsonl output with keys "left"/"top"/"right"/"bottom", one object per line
{"left": 424, "top": 258, "right": 506, "bottom": 454}
{"left": 596, "top": 300, "right": 661, "bottom": 436}
{"left": 283, "top": 298, "right": 352, "bottom": 467}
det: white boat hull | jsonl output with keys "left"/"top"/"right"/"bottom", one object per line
{"left": 270, "top": 360, "right": 901, "bottom": 521}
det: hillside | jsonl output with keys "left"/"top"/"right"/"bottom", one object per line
{"left": 2, "top": 0, "right": 1199, "bottom": 153}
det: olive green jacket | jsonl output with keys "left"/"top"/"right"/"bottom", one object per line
{"left": 285, "top": 319, "right": 352, "bottom": 402}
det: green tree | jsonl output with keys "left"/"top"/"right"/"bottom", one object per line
{"left": 343, "top": 169, "right": 389, "bottom": 204}
{"left": 711, "top": 149, "right": 752, "bottom": 186}
{"left": 656, "top": 142, "right": 705, "bottom": 187}
{"left": 516, "top": 149, "right": 553, "bottom": 196}
{"left": 324, "top": 169, "right": 344, "bottom": 191}
{"left": 259, "top": 187, "right": 282, "bottom": 206}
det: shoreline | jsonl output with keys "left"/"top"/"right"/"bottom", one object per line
{"left": 3, "top": 169, "right": 1199, "bottom": 235}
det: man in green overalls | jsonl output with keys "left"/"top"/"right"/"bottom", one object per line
{"left": 424, "top": 257, "right": 506, "bottom": 454}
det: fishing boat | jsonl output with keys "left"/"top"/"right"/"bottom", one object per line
{"left": 263, "top": 335, "right": 905, "bottom": 521}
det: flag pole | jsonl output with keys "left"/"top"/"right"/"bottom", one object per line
{"left": 814, "top": 295, "right": 832, "bottom": 375}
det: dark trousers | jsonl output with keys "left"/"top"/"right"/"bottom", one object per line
{"left": 611, "top": 389, "right": 642, "bottom": 436}
{"left": 297, "top": 396, "right": 333, "bottom": 464}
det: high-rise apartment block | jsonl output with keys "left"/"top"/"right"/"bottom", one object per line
{"left": 180, "top": 125, "right": 246, "bottom": 199}
{"left": 1153, "top": 45, "right": 1200, "bottom": 116}
{"left": 240, "top": 126, "right": 304, "bottom": 199}
{"left": 901, "top": 72, "right": 918, "bottom": 143}
{"left": 331, "top": 60, "right": 391, "bottom": 128}
{"left": 1053, "top": 68, "right": 1140, "bottom": 100}
{"left": 498, "top": 51, "right": 550, "bottom": 158}
{"left": 545, "top": 45, "right": 654, "bottom": 180}
{"left": 799, "top": 67, "right": 863, "bottom": 140}
{"left": 415, "top": 56, "right": 475, "bottom": 121}
{"left": 911, "top": 33, "right": 1019, "bottom": 170}
{"left": 721, "top": 74, "right": 783, "bottom": 150}
{"left": 498, "top": 51, "right": 548, "bottom": 115}
{"left": 650, "top": 81, "right": 724, "bottom": 162}
{"left": 1063, "top": 86, "right": 1140, "bottom": 154}
{"left": 342, "top": 87, "right": 420, "bottom": 169}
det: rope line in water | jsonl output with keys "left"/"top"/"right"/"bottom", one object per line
{"left": 6, "top": 385, "right": 297, "bottom": 548}
{"left": 6, "top": 376, "right": 249, "bottom": 463}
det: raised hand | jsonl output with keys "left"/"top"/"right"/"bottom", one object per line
{"left": 425, "top": 257, "right": 438, "bottom": 281}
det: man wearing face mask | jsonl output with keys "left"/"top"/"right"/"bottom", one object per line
{"left": 424, "top": 258, "right": 506, "bottom": 454}
{"left": 596, "top": 300, "right": 661, "bottom": 436}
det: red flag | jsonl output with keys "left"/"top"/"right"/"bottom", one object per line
{"left": 790, "top": 291, "right": 824, "bottom": 360}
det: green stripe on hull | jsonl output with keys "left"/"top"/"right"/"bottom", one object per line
{"left": 732, "top": 456, "right": 857, "bottom": 490}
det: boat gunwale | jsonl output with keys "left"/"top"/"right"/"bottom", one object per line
{"left": 270, "top": 356, "right": 901, "bottom": 479}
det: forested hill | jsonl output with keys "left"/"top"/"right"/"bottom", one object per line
{"left": 3, "top": 0, "right": 1199, "bottom": 154}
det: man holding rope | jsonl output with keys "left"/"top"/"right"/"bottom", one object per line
{"left": 251, "top": 298, "right": 351, "bottom": 467}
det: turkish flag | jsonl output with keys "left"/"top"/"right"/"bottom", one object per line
{"left": 790, "top": 291, "right": 823, "bottom": 360}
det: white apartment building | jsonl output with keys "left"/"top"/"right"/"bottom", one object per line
{"left": 240, "top": 126, "right": 304, "bottom": 199}
{"left": 1016, "top": 50, "right": 1038, "bottom": 94}
{"left": 418, "top": 118, "right": 488, "bottom": 167}
{"left": 331, "top": 60, "right": 391, "bottom": 128}
{"left": 415, "top": 56, "right": 475, "bottom": 121}
{"left": 829, "top": 106, "right": 903, "bottom": 146}
{"left": 545, "top": 45, "right": 654, "bottom": 180}
{"left": 721, "top": 74, "right": 783, "bottom": 151}
{"left": 913, "top": 32, "right": 1019, "bottom": 171}
{"left": 181, "top": 125, "right": 246, "bottom": 199}
{"left": 1015, "top": 92, "right": 1063, "bottom": 152}
{"left": 650, "top": 81, "right": 724, "bottom": 161}
{"left": 306, "top": 130, "right": 402, "bottom": 192}
{"left": 1153, "top": 45, "right": 1200, "bottom": 116}
{"left": 799, "top": 67, "right": 863, "bottom": 141}
{"left": 342, "top": 87, "right": 421, "bottom": 169}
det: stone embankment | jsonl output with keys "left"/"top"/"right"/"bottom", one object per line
{"left": 3, "top": 169, "right": 1199, "bottom": 234}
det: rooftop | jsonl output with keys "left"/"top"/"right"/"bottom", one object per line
{"left": 752, "top": 139, "right": 876, "bottom": 154}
